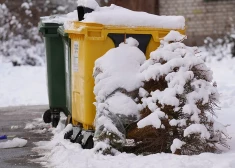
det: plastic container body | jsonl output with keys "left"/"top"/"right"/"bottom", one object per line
{"left": 66, "top": 22, "right": 185, "bottom": 130}
{"left": 58, "top": 27, "right": 72, "bottom": 114}
{"left": 39, "top": 22, "right": 69, "bottom": 116}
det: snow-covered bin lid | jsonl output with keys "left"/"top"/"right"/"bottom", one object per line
{"left": 40, "top": 13, "right": 77, "bottom": 25}
{"left": 40, "top": 1, "right": 185, "bottom": 30}
{"left": 80, "top": 5, "right": 185, "bottom": 29}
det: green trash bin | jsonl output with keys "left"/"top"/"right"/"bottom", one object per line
{"left": 58, "top": 26, "right": 72, "bottom": 117}
{"left": 39, "top": 17, "right": 70, "bottom": 127}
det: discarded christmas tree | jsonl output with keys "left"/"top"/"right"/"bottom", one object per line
{"left": 92, "top": 31, "right": 229, "bottom": 155}
{"left": 127, "top": 31, "right": 229, "bottom": 155}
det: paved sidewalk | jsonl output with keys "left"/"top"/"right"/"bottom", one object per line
{"left": 0, "top": 105, "right": 51, "bottom": 168}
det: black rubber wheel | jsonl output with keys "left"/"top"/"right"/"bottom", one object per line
{"left": 52, "top": 118, "right": 60, "bottom": 128}
{"left": 75, "top": 134, "right": 84, "bottom": 144}
{"left": 64, "top": 130, "right": 73, "bottom": 140}
{"left": 82, "top": 136, "right": 94, "bottom": 149}
{"left": 43, "top": 109, "right": 51, "bottom": 123}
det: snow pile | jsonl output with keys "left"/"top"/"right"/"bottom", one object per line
{"left": 106, "top": 92, "right": 139, "bottom": 117}
{"left": 94, "top": 37, "right": 145, "bottom": 102}
{"left": 0, "top": 63, "right": 48, "bottom": 107}
{"left": 93, "top": 38, "right": 145, "bottom": 152}
{"left": 82, "top": 4, "right": 185, "bottom": 29}
{"left": 0, "top": 138, "right": 27, "bottom": 149}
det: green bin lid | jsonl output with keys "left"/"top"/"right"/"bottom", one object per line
{"left": 39, "top": 15, "right": 67, "bottom": 36}
{"left": 40, "top": 15, "right": 66, "bottom": 25}
{"left": 39, "top": 15, "right": 67, "bottom": 30}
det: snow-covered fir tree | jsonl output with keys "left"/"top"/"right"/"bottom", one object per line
{"left": 128, "top": 31, "right": 229, "bottom": 155}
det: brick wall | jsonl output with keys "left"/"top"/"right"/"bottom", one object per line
{"left": 99, "top": 0, "right": 158, "bottom": 14}
{"left": 159, "top": 0, "right": 235, "bottom": 45}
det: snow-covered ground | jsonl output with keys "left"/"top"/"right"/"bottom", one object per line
{"left": 1, "top": 53, "right": 235, "bottom": 168}
{"left": 207, "top": 58, "right": 235, "bottom": 151}
{"left": 0, "top": 63, "right": 48, "bottom": 107}
{"left": 29, "top": 56, "right": 235, "bottom": 168}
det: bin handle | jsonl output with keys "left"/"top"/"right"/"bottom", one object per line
{"left": 85, "top": 30, "right": 105, "bottom": 41}
{"left": 39, "top": 27, "right": 59, "bottom": 37}
{"left": 86, "top": 36, "right": 105, "bottom": 41}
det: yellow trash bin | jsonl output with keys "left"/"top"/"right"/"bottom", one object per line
{"left": 65, "top": 21, "right": 185, "bottom": 131}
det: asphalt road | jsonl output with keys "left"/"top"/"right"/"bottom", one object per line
{"left": 0, "top": 105, "right": 51, "bottom": 168}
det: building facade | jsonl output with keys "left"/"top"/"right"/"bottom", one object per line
{"left": 159, "top": 0, "right": 235, "bottom": 45}
{"left": 101, "top": 0, "right": 235, "bottom": 46}
{"left": 1, "top": 0, "right": 235, "bottom": 46}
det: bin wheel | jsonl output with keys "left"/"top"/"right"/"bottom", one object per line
{"left": 75, "top": 134, "right": 84, "bottom": 144}
{"left": 82, "top": 136, "right": 94, "bottom": 149}
{"left": 52, "top": 118, "right": 60, "bottom": 128}
{"left": 64, "top": 130, "right": 73, "bottom": 140}
{"left": 43, "top": 109, "right": 51, "bottom": 123}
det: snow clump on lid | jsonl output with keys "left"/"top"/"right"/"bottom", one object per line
{"left": 82, "top": 5, "right": 185, "bottom": 29}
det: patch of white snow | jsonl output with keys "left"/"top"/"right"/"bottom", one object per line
{"left": 0, "top": 138, "right": 27, "bottom": 149}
